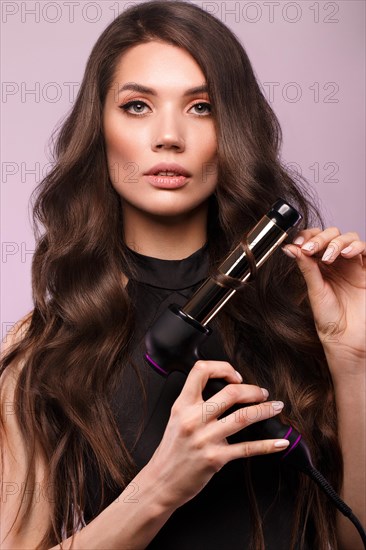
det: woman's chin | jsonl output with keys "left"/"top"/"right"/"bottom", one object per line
{"left": 122, "top": 198, "right": 211, "bottom": 222}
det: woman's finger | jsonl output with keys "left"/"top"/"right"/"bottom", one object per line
{"left": 281, "top": 244, "right": 325, "bottom": 297}
{"left": 296, "top": 228, "right": 359, "bottom": 257}
{"left": 212, "top": 400, "right": 284, "bottom": 440}
{"left": 178, "top": 360, "right": 242, "bottom": 405}
{"left": 202, "top": 383, "right": 268, "bottom": 421}
{"left": 319, "top": 236, "right": 365, "bottom": 263}
{"left": 339, "top": 239, "right": 366, "bottom": 259}
{"left": 222, "top": 437, "right": 290, "bottom": 461}
{"left": 291, "top": 228, "right": 322, "bottom": 246}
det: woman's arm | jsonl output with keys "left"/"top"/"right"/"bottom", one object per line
{"left": 325, "top": 353, "right": 366, "bottom": 550}
{"left": 1, "top": 314, "right": 52, "bottom": 548}
{"left": 48, "top": 463, "right": 177, "bottom": 550}
{"left": 283, "top": 228, "right": 366, "bottom": 549}
{"left": 1, "top": 360, "right": 176, "bottom": 549}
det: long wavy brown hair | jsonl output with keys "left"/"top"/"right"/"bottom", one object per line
{"left": 0, "top": 1, "right": 342, "bottom": 548}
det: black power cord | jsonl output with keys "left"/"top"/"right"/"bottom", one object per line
{"left": 303, "top": 465, "right": 366, "bottom": 548}
{"left": 211, "top": 384, "right": 366, "bottom": 549}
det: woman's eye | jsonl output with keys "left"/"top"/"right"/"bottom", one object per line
{"left": 119, "top": 100, "right": 212, "bottom": 116}
{"left": 119, "top": 100, "right": 150, "bottom": 116}
{"left": 190, "top": 102, "right": 212, "bottom": 115}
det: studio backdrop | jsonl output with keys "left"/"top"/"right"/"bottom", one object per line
{"left": 1, "top": 0, "right": 365, "bottom": 333}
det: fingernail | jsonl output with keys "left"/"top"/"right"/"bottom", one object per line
{"left": 302, "top": 242, "right": 315, "bottom": 252}
{"left": 261, "top": 388, "right": 269, "bottom": 398}
{"left": 282, "top": 247, "right": 296, "bottom": 259}
{"left": 274, "top": 439, "right": 290, "bottom": 448}
{"left": 341, "top": 245, "right": 353, "bottom": 255}
{"left": 293, "top": 236, "right": 304, "bottom": 246}
{"left": 321, "top": 248, "right": 334, "bottom": 262}
{"left": 271, "top": 401, "right": 284, "bottom": 410}
{"left": 235, "top": 370, "right": 243, "bottom": 382}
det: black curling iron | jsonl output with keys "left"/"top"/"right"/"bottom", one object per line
{"left": 137, "top": 198, "right": 366, "bottom": 547}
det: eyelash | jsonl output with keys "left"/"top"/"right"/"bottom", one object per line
{"left": 119, "top": 100, "right": 212, "bottom": 117}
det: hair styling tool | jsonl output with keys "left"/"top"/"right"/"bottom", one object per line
{"left": 138, "top": 198, "right": 365, "bottom": 547}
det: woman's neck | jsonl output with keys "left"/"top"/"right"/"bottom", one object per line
{"left": 122, "top": 204, "right": 208, "bottom": 260}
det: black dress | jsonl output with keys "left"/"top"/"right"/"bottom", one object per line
{"left": 83, "top": 243, "right": 313, "bottom": 549}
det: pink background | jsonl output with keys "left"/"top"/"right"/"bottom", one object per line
{"left": 1, "top": 0, "right": 365, "bottom": 332}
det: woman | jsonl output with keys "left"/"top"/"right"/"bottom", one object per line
{"left": 1, "top": 1, "right": 364, "bottom": 549}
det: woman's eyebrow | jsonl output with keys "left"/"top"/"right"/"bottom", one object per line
{"left": 117, "top": 82, "right": 208, "bottom": 96}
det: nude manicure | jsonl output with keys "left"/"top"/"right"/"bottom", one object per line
{"left": 302, "top": 242, "right": 315, "bottom": 252}
{"left": 293, "top": 236, "right": 304, "bottom": 246}
{"left": 274, "top": 439, "right": 290, "bottom": 448}
{"left": 271, "top": 401, "right": 284, "bottom": 410}
{"left": 341, "top": 245, "right": 353, "bottom": 255}
{"left": 321, "top": 248, "right": 334, "bottom": 262}
{"left": 282, "top": 247, "right": 296, "bottom": 259}
{"left": 235, "top": 370, "right": 243, "bottom": 382}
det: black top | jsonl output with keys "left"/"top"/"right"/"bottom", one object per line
{"left": 83, "top": 243, "right": 312, "bottom": 549}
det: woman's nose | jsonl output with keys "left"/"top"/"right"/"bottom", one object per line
{"left": 151, "top": 111, "right": 186, "bottom": 152}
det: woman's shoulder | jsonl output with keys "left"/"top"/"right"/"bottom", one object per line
{"left": 0, "top": 309, "right": 33, "bottom": 383}
{"left": 0, "top": 309, "right": 50, "bottom": 548}
{"left": 1, "top": 310, "right": 33, "bottom": 351}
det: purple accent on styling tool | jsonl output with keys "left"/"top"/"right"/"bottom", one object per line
{"left": 282, "top": 434, "right": 302, "bottom": 460}
{"left": 283, "top": 426, "right": 293, "bottom": 440}
{"left": 145, "top": 353, "right": 168, "bottom": 375}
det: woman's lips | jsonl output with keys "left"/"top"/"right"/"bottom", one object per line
{"left": 145, "top": 174, "right": 189, "bottom": 189}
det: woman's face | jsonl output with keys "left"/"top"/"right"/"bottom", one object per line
{"left": 103, "top": 41, "right": 218, "bottom": 220}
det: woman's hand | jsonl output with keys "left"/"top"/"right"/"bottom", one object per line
{"left": 147, "top": 360, "right": 289, "bottom": 510}
{"left": 282, "top": 227, "right": 366, "bottom": 375}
